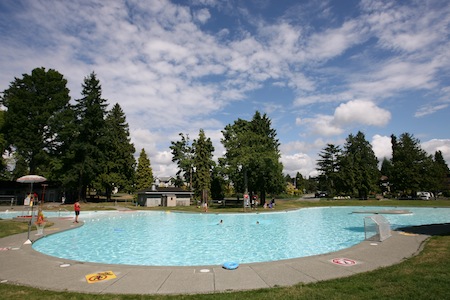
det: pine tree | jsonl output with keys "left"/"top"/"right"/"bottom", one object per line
{"left": 390, "top": 133, "right": 430, "bottom": 197}
{"left": 64, "top": 72, "right": 109, "bottom": 201}
{"left": 342, "top": 131, "right": 380, "bottom": 199}
{"left": 96, "top": 103, "right": 136, "bottom": 200}
{"left": 192, "top": 129, "right": 215, "bottom": 202}
{"left": 135, "top": 148, "right": 153, "bottom": 191}
{"left": 316, "top": 144, "right": 342, "bottom": 196}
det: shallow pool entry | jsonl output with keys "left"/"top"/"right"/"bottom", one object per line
{"left": 32, "top": 207, "right": 450, "bottom": 266}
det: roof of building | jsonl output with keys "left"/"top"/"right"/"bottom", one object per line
{"left": 137, "top": 187, "right": 193, "bottom": 194}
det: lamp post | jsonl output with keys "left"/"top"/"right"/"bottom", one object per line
{"left": 238, "top": 165, "right": 248, "bottom": 212}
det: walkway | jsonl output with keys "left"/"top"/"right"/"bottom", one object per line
{"left": 0, "top": 208, "right": 448, "bottom": 295}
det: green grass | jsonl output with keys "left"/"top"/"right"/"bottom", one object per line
{"left": 1, "top": 199, "right": 449, "bottom": 299}
{"left": 1, "top": 234, "right": 449, "bottom": 299}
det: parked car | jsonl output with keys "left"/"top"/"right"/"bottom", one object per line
{"left": 315, "top": 191, "right": 328, "bottom": 198}
{"left": 417, "top": 191, "right": 433, "bottom": 200}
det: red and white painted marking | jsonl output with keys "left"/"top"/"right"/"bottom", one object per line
{"left": 331, "top": 257, "right": 357, "bottom": 266}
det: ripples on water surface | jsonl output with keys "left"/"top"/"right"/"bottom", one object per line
{"left": 32, "top": 206, "right": 450, "bottom": 266}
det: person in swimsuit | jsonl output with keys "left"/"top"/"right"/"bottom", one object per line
{"left": 74, "top": 200, "right": 81, "bottom": 223}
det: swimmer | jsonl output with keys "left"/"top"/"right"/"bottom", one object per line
{"left": 218, "top": 219, "right": 223, "bottom": 225}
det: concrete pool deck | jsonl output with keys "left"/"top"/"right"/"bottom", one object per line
{"left": 1, "top": 207, "right": 449, "bottom": 295}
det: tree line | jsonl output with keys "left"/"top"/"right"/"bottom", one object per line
{"left": 1, "top": 67, "right": 448, "bottom": 202}
{"left": 170, "top": 111, "right": 285, "bottom": 204}
{"left": 0, "top": 68, "right": 285, "bottom": 203}
{"left": 0, "top": 67, "right": 141, "bottom": 201}
{"left": 316, "top": 131, "right": 449, "bottom": 199}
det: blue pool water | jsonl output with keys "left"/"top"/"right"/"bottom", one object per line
{"left": 31, "top": 207, "right": 450, "bottom": 266}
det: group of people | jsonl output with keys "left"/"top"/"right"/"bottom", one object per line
{"left": 263, "top": 198, "right": 276, "bottom": 209}
{"left": 23, "top": 192, "right": 39, "bottom": 206}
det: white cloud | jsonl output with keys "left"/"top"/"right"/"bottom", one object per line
{"left": 194, "top": 8, "right": 211, "bottom": 24}
{"left": 422, "top": 139, "right": 450, "bottom": 165}
{"left": 281, "top": 153, "right": 316, "bottom": 177}
{"left": 415, "top": 103, "right": 449, "bottom": 118}
{"left": 307, "top": 115, "right": 343, "bottom": 136}
{"left": 333, "top": 100, "right": 391, "bottom": 127}
{"left": 371, "top": 134, "right": 392, "bottom": 161}
{"left": 307, "top": 19, "right": 368, "bottom": 61}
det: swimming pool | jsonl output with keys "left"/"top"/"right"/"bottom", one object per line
{"left": 32, "top": 207, "right": 450, "bottom": 266}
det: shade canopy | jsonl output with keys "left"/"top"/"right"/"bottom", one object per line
{"left": 16, "top": 175, "right": 47, "bottom": 184}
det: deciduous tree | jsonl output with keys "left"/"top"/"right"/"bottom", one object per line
{"left": 0, "top": 67, "right": 71, "bottom": 176}
{"left": 221, "top": 111, "right": 284, "bottom": 203}
{"left": 170, "top": 133, "right": 194, "bottom": 189}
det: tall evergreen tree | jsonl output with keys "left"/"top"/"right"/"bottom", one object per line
{"left": 295, "top": 172, "right": 304, "bottom": 191}
{"left": 390, "top": 133, "right": 429, "bottom": 197}
{"left": 135, "top": 148, "right": 153, "bottom": 191}
{"left": 0, "top": 67, "right": 71, "bottom": 176}
{"left": 316, "top": 144, "right": 342, "bottom": 195}
{"left": 342, "top": 131, "right": 380, "bottom": 199}
{"left": 170, "top": 133, "right": 194, "bottom": 189}
{"left": 430, "top": 150, "right": 449, "bottom": 196}
{"left": 96, "top": 103, "right": 136, "bottom": 200}
{"left": 192, "top": 129, "right": 215, "bottom": 202}
{"left": 63, "top": 72, "right": 109, "bottom": 201}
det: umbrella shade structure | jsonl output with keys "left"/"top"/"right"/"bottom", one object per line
{"left": 16, "top": 175, "right": 47, "bottom": 184}
{"left": 16, "top": 175, "right": 47, "bottom": 195}
{"left": 16, "top": 175, "right": 47, "bottom": 244}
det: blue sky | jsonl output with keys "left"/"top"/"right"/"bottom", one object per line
{"left": 1, "top": 0, "right": 449, "bottom": 178}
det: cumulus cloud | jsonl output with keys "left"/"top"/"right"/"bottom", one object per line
{"left": 422, "top": 139, "right": 450, "bottom": 163}
{"left": 298, "top": 100, "right": 391, "bottom": 139}
{"left": 333, "top": 100, "right": 391, "bottom": 127}
{"left": 281, "top": 153, "right": 316, "bottom": 177}
{"left": 371, "top": 134, "right": 392, "bottom": 161}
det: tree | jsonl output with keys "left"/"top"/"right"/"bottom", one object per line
{"left": 316, "top": 144, "right": 342, "bottom": 195}
{"left": 341, "top": 131, "right": 380, "bottom": 199}
{"left": 430, "top": 151, "right": 449, "bottom": 197}
{"left": 96, "top": 103, "right": 136, "bottom": 200}
{"left": 192, "top": 129, "right": 215, "bottom": 202}
{"left": 62, "top": 72, "right": 109, "bottom": 201}
{"left": 135, "top": 148, "right": 154, "bottom": 191}
{"left": 0, "top": 110, "right": 8, "bottom": 179}
{"left": 295, "top": 172, "right": 305, "bottom": 192}
{"left": 170, "top": 133, "right": 194, "bottom": 189}
{"left": 221, "top": 111, "right": 284, "bottom": 204}
{"left": 390, "top": 133, "right": 430, "bottom": 197}
{"left": 210, "top": 166, "right": 226, "bottom": 200}
{"left": 0, "top": 67, "right": 71, "bottom": 176}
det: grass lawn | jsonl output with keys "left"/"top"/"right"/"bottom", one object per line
{"left": 1, "top": 199, "right": 449, "bottom": 299}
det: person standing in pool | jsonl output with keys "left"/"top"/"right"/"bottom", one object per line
{"left": 74, "top": 200, "right": 81, "bottom": 223}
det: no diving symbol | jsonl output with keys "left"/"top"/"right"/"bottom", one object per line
{"left": 85, "top": 271, "right": 117, "bottom": 283}
{"left": 331, "top": 258, "right": 357, "bottom": 266}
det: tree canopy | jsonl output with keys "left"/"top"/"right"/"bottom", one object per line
{"left": 221, "top": 111, "right": 284, "bottom": 203}
{"left": 0, "top": 67, "right": 71, "bottom": 176}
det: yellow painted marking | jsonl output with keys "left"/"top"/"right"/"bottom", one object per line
{"left": 85, "top": 271, "right": 116, "bottom": 283}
